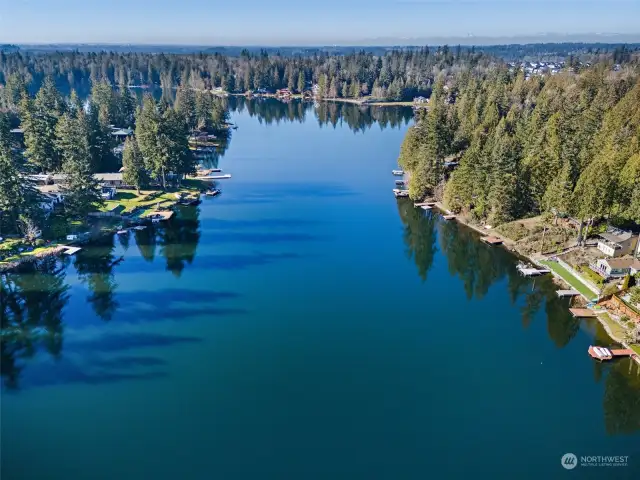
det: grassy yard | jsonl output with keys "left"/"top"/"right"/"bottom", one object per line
{"left": 631, "top": 345, "right": 640, "bottom": 356}
{"left": 99, "top": 186, "right": 202, "bottom": 213}
{"left": 540, "top": 260, "right": 599, "bottom": 300}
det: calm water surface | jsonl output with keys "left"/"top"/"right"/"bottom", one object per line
{"left": 2, "top": 100, "right": 639, "bottom": 479}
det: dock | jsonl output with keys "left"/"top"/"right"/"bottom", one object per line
{"left": 392, "top": 170, "right": 405, "bottom": 176}
{"left": 481, "top": 236, "right": 503, "bottom": 245}
{"left": 200, "top": 174, "right": 231, "bottom": 180}
{"left": 414, "top": 202, "right": 436, "bottom": 207}
{"left": 556, "top": 290, "right": 580, "bottom": 297}
{"left": 443, "top": 215, "right": 456, "bottom": 221}
{"left": 569, "top": 308, "right": 597, "bottom": 318}
{"left": 145, "top": 211, "right": 174, "bottom": 221}
{"left": 62, "top": 246, "right": 82, "bottom": 255}
{"left": 421, "top": 205, "right": 432, "bottom": 210}
{"left": 516, "top": 263, "right": 551, "bottom": 276}
{"left": 588, "top": 345, "right": 636, "bottom": 362}
{"left": 393, "top": 189, "right": 409, "bottom": 198}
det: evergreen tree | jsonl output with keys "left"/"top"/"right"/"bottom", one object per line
{"left": 121, "top": 137, "right": 148, "bottom": 193}
{"left": 297, "top": 71, "right": 305, "bottom": 94}
{"left": 20, "top": 77, "right": 65, "bottom": 173}
{"left": 175, "top": 86, "right": 197, "bottom": 131}
{"left": 55, "top": 113, "right": 103, "bottom": 218}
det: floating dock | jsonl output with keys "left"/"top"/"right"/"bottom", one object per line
{"left": 145, "top": 211, "right": 174, "bottom": 221}
{"left": 443, "top": 215, "right": 456, "bottom": 221}
{"left": 516, "top": 263, "right": 551, "bottom": 276}
{"left": 481, "top": 236, "right": 503, "bottom": 245}
{"left": 588, "top": 345, "right": 636, "bottom": 362}
{"left": 556, "top": 290, "right": 580, "bottom": 297}
{"left": 62, "top": 246, "right": 82, "bottom": 255}
{"left": 421, "top": 205, "right": 432, "bottom": 210}
{"left": 569, "top": 308, "right": 597, "bottom": 318}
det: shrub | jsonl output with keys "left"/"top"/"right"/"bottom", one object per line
{"left": 602, "top": 283, "right": 620, "bottom": 296}
{"left": 35, "top": 239, "right": 45, "bottom": 247}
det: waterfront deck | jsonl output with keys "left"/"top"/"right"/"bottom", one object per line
{"left": 588, "top": 345, "right": 636, "bottom": 361}
{"left": 145, "top": 211, "right": 174, "bottom": 221}
{"left": 481, "top": 236, "right": 503, "bottom": 245}
{"left": 393, "top": 189, "right": 409, "bottom": 198}
{"left": 569, "top": 308, "right": 597, "bottom": 318}
{"left": 556, "top": 290, "right": 581, "bottom": 297}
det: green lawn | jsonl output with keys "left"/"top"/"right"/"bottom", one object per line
{"left": 631, "top": 345, "right": 640, "bottom": 356}
{"left": 540, "top": 260, "right": 598, "bottom": 300}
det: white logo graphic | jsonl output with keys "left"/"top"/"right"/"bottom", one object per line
{"left": 562, "top": 453, "right": 578, "bottom": 470}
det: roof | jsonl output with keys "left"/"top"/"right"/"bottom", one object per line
{"left": 601, "top": 257, "right": 640, "bottom": 269}
{"left": 10, "top": 128, "right": 25, "bottom": 134}
{"left": 95, "top": 173, "right": 123, "bottom": 181}
{"left": 111, "top": 128, "right": 133, "bottom": 136}
{"left": 37, "top": 185, "right": 62, "bottom": 194}
{"left": 599, "top": 229, "right": 633, "bottom": 244}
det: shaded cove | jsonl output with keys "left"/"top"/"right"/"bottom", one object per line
{"left": 1, "top": 99, "right": 639, "bottom": 480}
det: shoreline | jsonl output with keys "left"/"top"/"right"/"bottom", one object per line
{"left": 222, "top": 91, "right": 415, "bottom": 107}
{"left": 426, "top": 201, "right": 640, "bottom": 365}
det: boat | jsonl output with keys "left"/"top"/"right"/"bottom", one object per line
{"left": 395, "top": 180, "right": 405, "bottom": 186}
{"left": 116, "top": 229, "right": 128, "bottom": 235}
{"left": 200, "top": 174, "right": 231, "bottom": 180}
{"left": 205, "top": 189, "right": 221, "bottom": 197}
{"left": 133, "top": 226, "right": 147, "bottom": 231}
{"left": 392, "top": 169, "right": 404, "bottom": 176}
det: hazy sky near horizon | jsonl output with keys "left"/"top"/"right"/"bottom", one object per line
{"left": 1, "top": 0, "right": 639, "bottom": 45}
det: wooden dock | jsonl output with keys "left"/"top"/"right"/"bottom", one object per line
{"left": 588, "top": 345, "right": 636, "bottom": 361}
{"left": 393, "top": 189, "right": 410, "bottom": 198}
{"left": 556, "top": 290, "right": 580, "bottom": 297}
{"left": 481, "top": 236, "right": 503, "bottom": 245}
{"left": 145, "top": 211, "right": 174, "bottom": 221}
{"left": 569, "top": 308, "right": 597, "bottom": 318}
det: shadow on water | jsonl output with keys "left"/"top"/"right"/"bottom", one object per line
{"left": 396, "top": 200, "right": 640, "bottom": 434}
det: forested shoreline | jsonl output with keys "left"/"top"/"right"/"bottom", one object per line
{"left": 398, "top": 52, "right": 640, "bottom": 231}
{"left": 0, "top": 47, "right": 499, "bottom": 102}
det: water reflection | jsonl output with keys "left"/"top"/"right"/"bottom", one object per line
{"left": 0, "top": 206, "right": 202, "bottom": 389}
{"left": 397, "top": 200, "right": 640, "bottom": 434}
{"left": 1, "top": 257, "right": 70, "bottom": 389}
{"left": 228, "top": 97, "right": 412, "bottom": 134}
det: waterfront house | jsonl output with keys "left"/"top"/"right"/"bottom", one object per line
{"left": 101, "top": 186, "right": 117, "bottom": 200}
{"left": 594, "top": 257, "right": 640, "bottom": 278}
{"left": 597, "top": 228, "right": 639, "bottom": 257}
{"left": 95, "top": 173, "right": 124, "bottom": 187}
{"left": 111, "top": 127, "right": 133, "bottom": 142}
{"left": 37, "top": 185, "right": 64, "bottom": 215}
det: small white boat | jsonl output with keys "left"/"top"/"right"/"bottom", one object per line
{"left": 201, "top": 174, "right": 231, "bottom": 180}
{"left": 116, "top": 229, "right": 128, "bottom": 235}
{"left": 205, "top": 189, "right": 221, "bottom": 197}
{"left": 392, "top": 169, "right": 404, "bottom": 176}
{"left": 133, "top": 226, "right": 147, "bottom": 231}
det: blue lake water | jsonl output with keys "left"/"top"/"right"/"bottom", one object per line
{"left": 2, "top": 100, "right": 639, "bottom": 479}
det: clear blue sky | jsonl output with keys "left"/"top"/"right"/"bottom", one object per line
{"left": 1, "top": 0, "right": 639, "bottom": 45}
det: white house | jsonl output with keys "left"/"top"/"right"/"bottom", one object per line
{"left": 597, "top": 229, "right": 639, "bottom": 257}
{"left": 595, "top": 257, "right": 640, "bottom": 278}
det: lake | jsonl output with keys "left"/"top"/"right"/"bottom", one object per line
{"left": 2, "top": 99, "right": 639, "bottom": 479}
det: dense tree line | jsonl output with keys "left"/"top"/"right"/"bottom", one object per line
{"left": 398, "top": 57, "right": 640, "bottom": 231}
{"left": 0, "top": 47, "right": 498, "bottom": 101}
{"left": 0, "top": 74, "right": 228, "bottom": 236}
